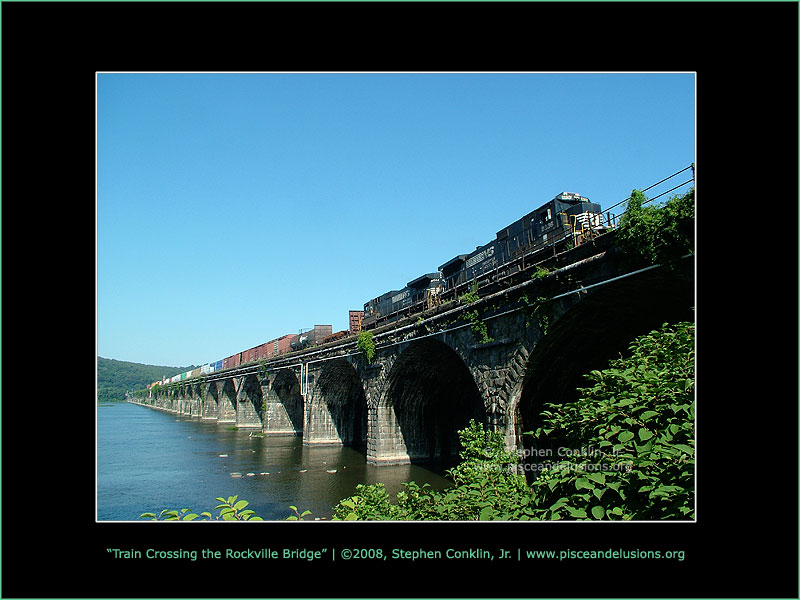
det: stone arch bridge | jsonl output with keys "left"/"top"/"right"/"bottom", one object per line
{"left": 130, "top": 235, "right": 694, "bottom": 466}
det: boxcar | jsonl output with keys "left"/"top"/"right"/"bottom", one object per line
{"left": 275, "top": 334, "right": 297, "bottom": 356}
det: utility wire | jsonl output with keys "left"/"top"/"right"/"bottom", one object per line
{"left": 604, "top": 164, "right": 694, "bottom": 214}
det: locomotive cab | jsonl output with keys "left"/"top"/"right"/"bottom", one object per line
{"left": 552, "top": 192, "right": 605, "bottom": 243}
{"left": 407, "top": 272, "right": 444, "bottom": 310}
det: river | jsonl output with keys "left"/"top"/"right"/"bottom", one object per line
{"left": 97, "top": 401, "right": 453, "bottom": 521}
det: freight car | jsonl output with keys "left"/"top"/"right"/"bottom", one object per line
{"left": 290, "top": 325, "right": 333, "bottom": 351}
{"left": 322, "top": 330, "right": 351, "bottom": 344}
{"left": 364, "top": 192, "right": 607, "bottom": 328}
{"left": 349, "top": 310, "right": 364, "bottom": 333}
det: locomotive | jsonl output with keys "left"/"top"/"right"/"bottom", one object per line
{"left": 362, "top": 192, "right": 608, "bottom": 329}
{"left": 362, "top": 272, "right": 443, "bottom": 329}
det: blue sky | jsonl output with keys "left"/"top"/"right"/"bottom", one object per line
{"left": 97, "top": 72, "right": 695, "bottom": 367}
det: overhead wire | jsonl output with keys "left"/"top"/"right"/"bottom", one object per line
{"left": 603, "top": 164, "right": 694, "bottom": 215}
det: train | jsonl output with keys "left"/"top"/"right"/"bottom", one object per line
{"left": 146, "top": 325, "right": 352, "bottom": 391}
{"left": 146, "top": 191, "right": 610, "bottom": 393}
{"left": 362, "top": 191, "right": 609, "bottom": 328}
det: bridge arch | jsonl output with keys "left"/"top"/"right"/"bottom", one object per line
{"left": 370, "top": 337, "right": 486, "bottom": 465}
{"left": 305, "top": 358, "right": 367, "bottom": 447}
{"left": 506, "top": 263, "right": 694, "bottom": 475}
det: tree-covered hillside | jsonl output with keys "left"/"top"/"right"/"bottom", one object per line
{"left": 97, "top": 357, "right": 197, "bottom": 403}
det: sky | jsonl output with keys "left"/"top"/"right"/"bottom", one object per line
{"left": 96, "top": 72, "right": 695, "bottom": 368}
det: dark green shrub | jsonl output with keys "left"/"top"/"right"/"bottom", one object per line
{"left": 527, "top": 321, "right": 695, "bottom": 520}
{"left": 615, "top": 188, "right": 694, "bottom": 269}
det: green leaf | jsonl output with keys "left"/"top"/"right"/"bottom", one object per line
{"left": 640, "top": 410, "right": 659, "bottom": 421}
{"left": 618, "top": 431, "right": 634, "bottom": 443}
{"left": 233, "top": 500, "right": 249, "bottom": 511}
{"left": 591, "top": 505, "right": 605, "bottom": 520}
{"left": 575, "top": 477, "right": 595, "bottom": 491}
{"left": 586, "top": 472, "right": 606, "bottom": 485}
{"left": 479, "top": 506, "right": 494, "bottom": 520}
{"left": 567, "top": 506, "right": 588, "bottom": 519}
{"left": 638, "top": 428, "right": 655, "bottom": 441}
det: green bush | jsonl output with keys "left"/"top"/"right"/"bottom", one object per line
{"left": 615, "top": 188, "right": 694, "bottom": 269}
{"left": 356, "top": 330, "right": 376, "bottom": 364}
{"left": 332, "top": 420, "right": 534, "bottom": 521}
{"left": 527, "top": 321, "right": 695, "bottom": 520}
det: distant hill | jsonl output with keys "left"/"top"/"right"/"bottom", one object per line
{"left": 97, "top": 357, "right": 198, "bottom": 403}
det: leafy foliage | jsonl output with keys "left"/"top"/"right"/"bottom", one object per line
{"left": 527, "top": 321, "right": 695, "bottom": 520}
{"left": 356, "top": 330, "right": 376, "bottom": 364}
{"left": 463, "top": 309, "right": 493, "bottom": 345}
{"left": 615, "top": 188, "right": 694, "bottom": 269}
{"left": 332, "top": 421, "right": 534, "bottom": 520}
{"left": 140, "top": 495, "right": 263, "bottom": 521}
{"left": 531, "top": 265, "right": 551, "bottom": 280}
{"left": 458, "top": 282, "right": 492, "bottom": 344}
{"left": 522, "top": 295, "right": 553, "bottom": 334}
{"left": 459, "top": 290, "right": 480, "bottom": 305}
{"left": 286, "top": 505, "right": 312, "bottom": 521}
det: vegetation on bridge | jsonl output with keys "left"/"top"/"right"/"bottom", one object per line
{"left": 356, "top": 330, "right": 376, "bottom": 364}
{"left": 615, "top": 187, "right": 694, "bottom": 270}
